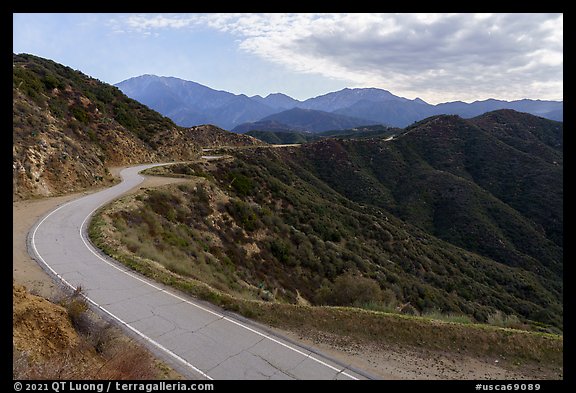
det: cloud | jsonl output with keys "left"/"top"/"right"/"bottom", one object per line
{"left": 116, "top": 14, "right": 195, "bottom": 32}
{"left": 111, "top": 13, "right": 563, "bottom": 103}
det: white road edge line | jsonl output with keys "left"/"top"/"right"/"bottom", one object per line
{"left": 80, "top": 202, "right": 359, "bottom": 380}
{"left": 30, "top": 200, "right": 213, "bottom": 380}
{"left": 30, "top": 166, "right": 360, "bottom": 380}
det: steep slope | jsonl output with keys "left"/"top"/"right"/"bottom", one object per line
{"left": 297, "top": 113, "right": 562, "bottom": 280}
{"left": 94, "top": 135, "right": 562, "bottom": 330}
{"left": 184, "top": 124, "right": 266, "bottom": 148}
{"left": 12, "top": 54, "right": 255, "bottom": 200}
{"left": 13, "top": 54, "right": 188, "bottom": 199}
{"left": 468, "top": 110, "right": 563, "bottom": 247}
{"left": 91, "top": 111, "right": 562, "bottom": 330}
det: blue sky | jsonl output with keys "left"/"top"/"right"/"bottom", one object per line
{"left": 13, "top": 13, "right": 563, "bottom": 104}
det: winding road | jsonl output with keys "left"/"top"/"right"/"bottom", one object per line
{"left": 27, "top": 163, "right": 371, "bottom": 380}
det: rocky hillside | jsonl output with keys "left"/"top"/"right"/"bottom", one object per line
{"left": 13, "top": 54, "right": 190, "bottom": 199}
{"left": 13, "top": 54, "right": 259, "bottom": 201}
{"left": 13, "top": 284, "right": 81, "bottom": 364}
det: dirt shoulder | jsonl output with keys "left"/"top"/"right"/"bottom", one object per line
{"left": 273, "top": 327, "right": 562, "bottom": 380}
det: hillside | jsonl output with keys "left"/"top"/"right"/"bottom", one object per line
{"left": 234, "top": 107, "right": 378, "bottom": 133}
{"left": 296, "top": 113, "right": 562, "bottom": 282}
{"left": 14, "top": 54, "right": 563, "bottom": 378}
{"left": 12, "top": 54, "right": 258, "bottom": 200}
{"left": 231, "top": 119, "right": 308, "bottom": 134}
{"left": 186, "top": 124, "right": 267, "bottom": 148}
{"left": 13, "top": 283, "right": 178, "bottom": 379}
{"left": 13, "top": 54, "right": 192, "bottom": 199}
{"left": 245, "top": 125, "right": 400, "bottom": 145}
{"left": 91, "top": 111, "right": 562, "bottom": 331}
{"left": 245, "top": 130, "right": 316, "bottom": 144}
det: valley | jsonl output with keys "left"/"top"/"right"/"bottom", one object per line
{"left": 14, "top": 160, "right": 562, "bottom": 380}
{"left": 88, "top": 155, "right": 563, "bottom": 379}
{"left": 13, "top": 53, "right": 563, "bottom": 381}
{"left": 91, "top": 125, "right": 563, "bottom": 332}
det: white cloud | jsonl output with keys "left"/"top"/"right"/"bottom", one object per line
{"left": 125, "top": 14, "right": 195, "bottom": 31}
{"left": 110, "top": 13, "right": 563, "bottom": 103}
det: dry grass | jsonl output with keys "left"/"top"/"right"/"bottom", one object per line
{"left": 92, "top": 340, "right": 162, "bottom": 380}
{"left": 88, "top": 220, "right": 565, "bottom": 370}
{"left": 13, "top": 284, "right": 178, "bottom": 380}
{"left": 87, "top": 182, "right": 563, "bottom": 374}
{"left": 13, "top": 342, "right": 161, "bottom": 380}
{"left": 250, "top": 303, "right": 563, "bottom": 367}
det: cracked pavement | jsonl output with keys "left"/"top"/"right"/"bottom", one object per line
{"left": 28, "top": 163, "right": 369, "bottom": 380}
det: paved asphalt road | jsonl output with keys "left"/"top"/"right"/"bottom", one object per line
{"left": 28, "top": 163, "right": 372, "bottom": 380}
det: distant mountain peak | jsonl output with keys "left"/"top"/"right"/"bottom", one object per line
{"left": 266, "top": 92, "right": 294, "bottom": 99}
{"left": 115, "top": 74, "right": 563, "bottom": 130}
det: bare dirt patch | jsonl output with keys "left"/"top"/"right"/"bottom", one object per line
{"left": 274, "top": 328, "right": 563, "bottom": 380}
{"left": 13, "top": 283, "right": 80, "bottom": 361}
{"left": 13, "top": 283, "right": 179, "bottom": 380}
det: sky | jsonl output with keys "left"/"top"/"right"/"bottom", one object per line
{"left": 12, "top": 13, "right": 563, "bottom": 104}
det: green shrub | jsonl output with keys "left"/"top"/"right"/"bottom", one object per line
{"left": 226, "top": 200, "right": 261, "bottom": 231}
{"left": 42, "top": 74, "right": 63, "bottom": 90}
{"left": 270, "top": 239, "right": 291, "bottom": 264}
{"left": 228, "top": 172, "right": 253, "bottom": 196}
{"left": 317, "top": 272, "right": 382, "bottom": 307}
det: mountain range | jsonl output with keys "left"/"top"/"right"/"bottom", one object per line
{"left": 115, "top": 75, "right": 563, "bottom": 131}
{"left": 13, "top": 53, "right": 563, "bottom": 332}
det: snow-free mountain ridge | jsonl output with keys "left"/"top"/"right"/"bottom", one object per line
{"left": 115, "top": 75, "right": 563, "bottom": 131}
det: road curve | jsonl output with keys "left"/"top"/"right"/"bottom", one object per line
{"left": 27, "top": 163, "right": 371, "bottom": 380}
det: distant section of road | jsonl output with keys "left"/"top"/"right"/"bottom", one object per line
{"left": 28, "top": 162, "right": 370, "bottom": 380}
{"left": 201, "top": 155, "right": 229, "bottom": 161}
